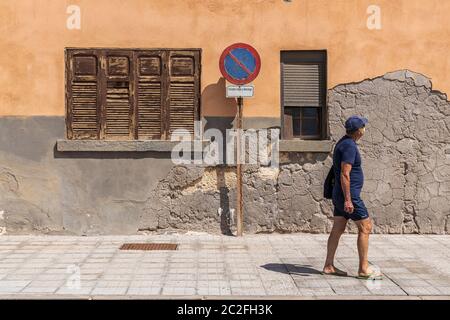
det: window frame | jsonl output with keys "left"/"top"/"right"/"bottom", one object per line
{"left": 280, "top": 50, "right": 328, "bottom": 140}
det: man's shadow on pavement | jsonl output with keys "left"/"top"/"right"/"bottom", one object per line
{"left": 261, "top": 263, "right": 323, "bottom": 277}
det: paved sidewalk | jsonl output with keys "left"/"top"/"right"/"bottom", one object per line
{"left": 0, "top": 233, "right": 450, "bottom": 299}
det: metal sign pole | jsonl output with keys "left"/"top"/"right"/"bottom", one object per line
{"left": 236, "top": 96, "right": 243, "bottom": 237}
{"left": 219, "top": 43, "right": 260, "bottom": 237}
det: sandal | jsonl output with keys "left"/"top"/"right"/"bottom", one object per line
{"left": 322, "top": 266, "right": 348, "bottom": 277}
{"left": 357, "top": 269, "right": 383, "bottom": 280}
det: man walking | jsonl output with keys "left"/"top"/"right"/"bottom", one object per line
{"left": 323, "top": 115, "right": 382, "bottom": 279}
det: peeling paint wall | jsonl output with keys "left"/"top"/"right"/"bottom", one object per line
{"left": 0, "top": 70, "right": 449, "bottom": 235}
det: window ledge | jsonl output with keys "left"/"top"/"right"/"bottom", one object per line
{"left": 279, "top": 139, "right": 332, "bottom": 153}
{"left": 56, "top": 139, "right": 210, "bottom": 152}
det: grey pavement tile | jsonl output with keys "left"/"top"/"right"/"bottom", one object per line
{"left": 130, "top": 280, "right": 164, "bottom": 288}
{"left": 27, "top": 280, "right": 64, "bottom": 287}
{"left": 161, "top": 287, "right": 196, "bottom": 295}
{"left": 436, "top": 287, "right": 450, "bottom": 295}
{"left": 95, "top": 280, "right": 130, "bottom": 288}
{"left": 165, "top": 274, "right": 196, "bottom": 281}
{"left": 0, "top": 280, "right": 31, "bottom": 288}
{"left": 135, "top": 268, "right": 166, "bottom": 275}
{"left": 165, "top": 280, "right": 196, "bottom": 287}
{"left": 91, "top": 287, "right": 128, "bottom": 295}
{"left": 387, "top": 273, "right": 422, "bottom": 280}
{"left": 325, "top": 278, "right": 365, "bottom": 287}
{"left": 84, "top": 259, "right": 111, "bottom": 264}
{"left": 196, "top": 280, "right": 229, "bottom": 288}
{"left": 366, "top": 285, "right": 407, "bottom": 295}
{"left": 332, "top": 285, "right": 372, "bottom": 295}
{"left": 416, "top": 273, "right": 444, "bottom": 280}
{"left": 394, "top": 279, "right": 432, "bottom": 287}
{"left": 139, "top": 263, "right": 167, "bottom": 268}
{"left": 103, "top": 268, "right": 135, "bottom": 275}
{"left": 79, "top": 269, "right": 105, "bottom": 275}
{"left": 167, "top": 268, "right": 197, "bottom": 274}
{"left": 198, "top": 274, "right": 227, "bottom": 281}
{"left": 197, "top": 287, "right": 221, "bottom": 295}
{"left": 22, "top": 287, "right": 59, "bottom": 294}
{"left": 133, "top": 274, "right": 165, "bottom": 280}
{"left": 56, "top": 286, "right": 94, "bottom": 295}
{"left": 127, "top": 287, "right": 161, "bottom": 295}
{"left": 0, "top": 287, "right": 27, "bottom": 293}
{"left": 229, "top": 274, "right": 259, "bottom": 280}
{"left": 402, "top": 286, "right": 442, "bottom": 295}
{"left": 294, "top": 279, "right": 331, "bottom": 288}
{"left": 298, "top": 287, "right": 336, "bottom": 296}
{"left": 380, "top": 267, "right": 410, "bottom": 273}
{"left": 231, "top": 288, "right": 266, "bottom": 295}
{"left": 34, "top": 272, "right": 72, "bottom": 280}
{"left": 81, "top": 264, "right": 108, "bottom": 270}
{"left": 0, "top": 263, "right": 22, "bottom": 269}
{"left": 13, "top": 268, "right": 46, "bottom": 275}
{"left": 2, "top": 274, "right": 33, "bottom": 281}
{"left": 229, "top": 280, "right": 264, "bottom": 288}
{"left": 41, "top": 269, "right": 71, "bottom": 276}
{"left": 100, "top": 274, "right": 134, "bottom": 281}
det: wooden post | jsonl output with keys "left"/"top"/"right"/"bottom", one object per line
{"left": 236, "top": 96, "right": 244, "bottom": 236}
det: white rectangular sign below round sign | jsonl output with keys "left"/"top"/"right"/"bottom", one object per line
{"left": 226, "top": 85, "right": 254, "bottom": 98}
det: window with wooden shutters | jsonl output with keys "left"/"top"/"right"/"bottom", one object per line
{"left": 65, "top": 48, "right": 201, "bottom": 141}
{"left": 281, "top": 50, "right": 327, "bottom": 140}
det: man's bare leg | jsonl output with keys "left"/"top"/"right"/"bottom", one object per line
{"left": 323, "top": 216, "right": 348, "bottom": 274}
{"left": 354, "top": 217, "right": 372, "bottom": 275}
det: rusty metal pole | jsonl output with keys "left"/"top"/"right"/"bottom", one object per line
{"left": 236, "top": 96, "right": 244, "bottom": 236}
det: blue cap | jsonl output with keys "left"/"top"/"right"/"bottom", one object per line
{"left": 345, "top": 115, "right": 368, "bottom": 132}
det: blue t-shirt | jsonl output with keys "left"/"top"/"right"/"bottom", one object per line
{"left": 332, "top": 135, "right": 364, "bottom": 200}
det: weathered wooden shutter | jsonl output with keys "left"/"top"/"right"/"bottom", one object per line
{"left": 167, "top": 50, "right": 200, "bottom": 137}
{"left": 66, "top": 48, "right": 201, "bottom": 141}
{"left": 66, "top": 49, "right": 101, "bottom": 139}
{"left": 101, "top": 50, "right": 134, "bottom": 140}
{"left": 282, "top": 63, "right": 323, "bottom": 107}
{"left": 134, "top": 51, "right": 165, "bottom": 139}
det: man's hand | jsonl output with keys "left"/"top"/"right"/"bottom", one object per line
{"left": 344, "top": 200, "right": 354, "bottom": 214}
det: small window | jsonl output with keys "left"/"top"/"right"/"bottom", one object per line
{"left": 281, "top": 50, "right": 327, "bottom": 140}
{"left": 65, "top": 48, "right": 201, "bottom": 140}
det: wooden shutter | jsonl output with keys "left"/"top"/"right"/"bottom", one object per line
{"left": 282, "top": 63, "right": 323, "bottom": 107}
{"left": 167, "top": 50, "right": 200, "bottom": 137}
{"left": 66, "top": 49, "right": 101, "bottom": 139}
{"left": 66, "top": 48, "right": 201, "bottom": 141}
{"left": 101, "top": 50, "right": 134, "bottom": 140}
{"left": 134, "top": 51, "right": 165, "bottom": 139}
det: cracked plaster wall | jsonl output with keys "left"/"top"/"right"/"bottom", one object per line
{"left": 138, "top": 70, "right": 450, "bottom": 235}
{"left": 0, "top": 70, "right": 449, "bottom": 235}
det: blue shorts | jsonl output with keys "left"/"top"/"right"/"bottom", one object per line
{"left": 332, "top": 196, "right": 369, "bottom": 221}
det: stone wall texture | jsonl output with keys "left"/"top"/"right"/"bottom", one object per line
{"left": 1, "top": 70, "right": 449, "bottom": 235}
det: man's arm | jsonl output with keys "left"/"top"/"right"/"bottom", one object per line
{"left": 341, "top": 162, "right": 354, "bottom": 213}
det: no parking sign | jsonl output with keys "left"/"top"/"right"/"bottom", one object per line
{"left": 219, "top": 43, "right": 261, "bottom": 97}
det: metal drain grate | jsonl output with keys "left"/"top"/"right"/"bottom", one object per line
{"left": 119, "top": 243, "right": 178, "bottom": 251}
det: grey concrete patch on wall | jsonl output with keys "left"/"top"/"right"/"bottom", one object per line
{"left": 138, "top": 69, "right": 450, "bottom": 235}
{"left": 0, "top": 69, "right": 449, "bottom": 235}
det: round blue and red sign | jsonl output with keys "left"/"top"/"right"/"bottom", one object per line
{"left": 219, "top": 43, "right": 261, "bottom": 85}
